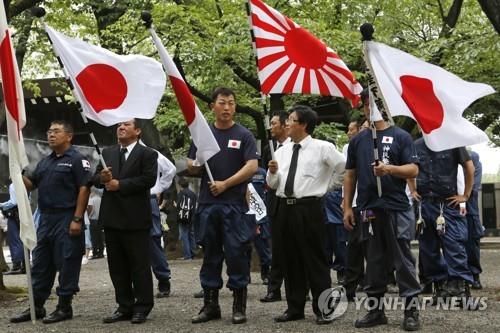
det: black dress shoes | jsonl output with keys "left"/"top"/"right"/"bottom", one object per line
{"left": 260, "top": 290, "right": 281, "bottom": 302}
{"left": 316, "top": 315, "right": 334, "bottom": 325}
{"left": 103, "top": 310, "right": 133, "bottom": 323}
{"left": 131, "top": 312, "right": 147, "bottom": 324}
{"left": 42, "top": 307, "right": 73, "bottom": 324}
{"left": 10, "top": 307, "right": 46, "bottom": 323}
{"left": 274, "top": 311, "right": 305, "bottom": 322}
{"left": 355, "top": 310, "right": 388, "bottom": 328}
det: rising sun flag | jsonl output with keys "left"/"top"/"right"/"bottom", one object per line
{"left": 248, "top": 0, "right": 362, "bottom": 105}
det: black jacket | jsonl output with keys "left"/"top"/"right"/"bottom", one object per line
{"left": 93, "top": 143, "right": 157, "bottom": 230}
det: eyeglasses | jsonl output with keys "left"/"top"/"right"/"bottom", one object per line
{"left": 46, "top": 129, "right": 66, "bottom": 135}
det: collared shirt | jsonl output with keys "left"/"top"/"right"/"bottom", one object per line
{"left": 276, "top": 137, "right": 291, "bottom": 150}
{"left": 151, "top": 152, "right": 176, "bottom": 196}
{"left": 0, "top": 184, "right": 17, "bottom": 210}
{"left": 267, "top": 135, "right": 346, "bottom": 198}
{"left": 29, "top": 146, "right": 92, "bottom": 209}
{"left": 121, "top": 140, "right": 138, "bottom": 161}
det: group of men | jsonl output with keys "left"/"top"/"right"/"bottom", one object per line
{"left": 7, "top": 86, "right": 484, "bottom": 331}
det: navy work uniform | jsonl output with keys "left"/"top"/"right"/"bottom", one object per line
{"left": 188, "top": 123, "right": 259, "bottom": 323}
{"left": 0, "top": 183, "right": 25, "bottom": 273}
{"left": 465, "top": 151, "right": 484, "bottom": 287}
{"left": 149, "top": 150, "right": 176, "bottom": 297}
{"left": 323, "top": 187, "right": 348, "bottom": 283}
{"left": 249, "top": 167, "right": 272, "bottom": 283}
{"left": 415, "top": 139, "right": 474, "bottom": 293}
{"left": 28, "top": 146, "right": 91, "bottom": 308}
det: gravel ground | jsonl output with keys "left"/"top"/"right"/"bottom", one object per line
{"left": 2, "top": 249, "right": 499, "bottom": 333}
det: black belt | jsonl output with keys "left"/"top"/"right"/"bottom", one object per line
{"left": 422, "top": 197, "right": 446, "bottom": 204}
{"left": 40, "top": 207, "right": 74, "bottom": 214}
{"left": 279, "top": 196, "right": 321, "bottom": 205}
{"left": 150, "top": 194, "right": 157, "bottom": 199}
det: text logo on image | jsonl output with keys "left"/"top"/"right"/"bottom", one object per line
{"left": 318, "top": 286, "right": 348, "bottom": 320}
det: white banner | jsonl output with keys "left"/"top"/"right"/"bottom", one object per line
{"left": 247, "top": 183, "right": 267, "bottom": 221}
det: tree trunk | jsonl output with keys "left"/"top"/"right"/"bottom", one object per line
{"left": 478, "top": 0, "right": 500, "bottom": 34}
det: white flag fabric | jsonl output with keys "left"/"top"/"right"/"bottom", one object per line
{"left": 365, "top": 41, "right": 495, "bottom": 151}
{"left": 147, "top": 28, "right": 220, "bottom": 165}
{"left": 45, "top": 25, "right": 166, "bottom": 126}
{"left": 0, "top": 2, "right": 36, "bottom": 250}
{"left": 247, "top": 183, "right": 267, "bottom": 221}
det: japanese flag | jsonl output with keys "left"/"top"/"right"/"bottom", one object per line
{"left": 147, "top": 28, "right": 220, "bottom": 165}
{"left": 0, "top": 2, "right": 36, "bottom": 249}
{"left": 45, "top": 25, "right": 166, "bottom": 126}
{"left": 365, "top": 41, "right": 495, "bottom": 151}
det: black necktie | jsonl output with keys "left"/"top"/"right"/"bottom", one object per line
{"left": 284, "top": 144, "right": 301, "bottom": 197}
{"left": 119, "top": 147, "right": 127, "bottom": 171}
{"left": 277, "top": 143, "right": 283, "bottom": 149}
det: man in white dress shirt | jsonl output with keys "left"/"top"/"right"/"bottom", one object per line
{"left": 267, "top": 105, "right": 345, "bottom": 325}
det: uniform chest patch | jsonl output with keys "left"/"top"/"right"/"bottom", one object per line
{"left": 228, "top": 140, "right": 241, "bottom": 149}
{"left": 82, "top": 160, "right": 91, "bottom": 170}
{"left": 382, "top": 136, "right": 393, "bottom": 144}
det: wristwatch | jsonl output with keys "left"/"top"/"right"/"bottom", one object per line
{"left": 72, "top": 216, "right": 83, "bottom": 223}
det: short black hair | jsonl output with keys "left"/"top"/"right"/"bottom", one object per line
{"left": 272, "top": 110, "right": 289, "bottom": 127}
{"left": 211, "top": 87, "right": 236, "bottom": 102}
{"left": 50, "top": 120, "right": 74, "bottom": 134}
{"left": 289, "top": 105, "right": 318, "bottom": 135}
{"left": 349, "top": 119, "right": 361, "bottom": 128}
{"left": 178, "top": 177, "right": 189, "bottom": 188}
{"left": 132, "top": 118, "right": 144, "bottom": 130}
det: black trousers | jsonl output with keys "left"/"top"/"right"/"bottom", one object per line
{"left": 277, "top": 199, "right": 331, "bottom": 315}
{"left": 364, "top": 208, "right": 421, "bottom": 297}
{"left": 89, "top": 219, "right": 105, "bottom": 256}
{"left": 267, "top": 214, "right": 284, "bottom": 294}
{"left": 344, "top": 211, "right": 367, "bottom": 297}
{"left": 104, "top": 228, "right": 154, "bottom": 315}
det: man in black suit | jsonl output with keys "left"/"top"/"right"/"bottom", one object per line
{"left": 93, "top": 118, "right": 158, "bottom": 324}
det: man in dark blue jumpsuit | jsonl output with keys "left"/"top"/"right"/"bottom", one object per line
{"left": 414, "top": 138, "right": 474, "bottom": 300}
{"left": 413, "top": 139, "right": 475, "bottom": 305}
{"left": 249, "top": 167, "right": 272, "bottom": 284}
{"left": 188, "top": 87, "right": 258, "bottom": 325}
{"left": 323, "top": 186, "right": 347, "bottom": 285}
{"left": 465, "top": 150, "right": 483, "bottom": 289}
{"left": 11, "top": 120, "right": 91, "bottom": 324}
{"left": 1, "top": 182, "right": 25, "bottom": 274}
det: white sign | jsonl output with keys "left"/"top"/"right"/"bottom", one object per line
{"left": 247, "top": 183, "right": 267, "bottom": 221}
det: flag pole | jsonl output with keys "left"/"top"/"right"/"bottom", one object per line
{"left": 32, "top": 7, "right": 107, "bottom": 169}
{"left": 360, "top": 23, "right": 390, "bottom": 197}
{"left": 22, "top": 246, "right": 35, "bottom": 323}
{"left": 140, "top": 12, "right": 215, "bottom": 183}
{"left": 360, "top": 23, "right": 394, "bottom": 125}
{"left": 245, "top": 0, "right": 275, "bottom": 161}
{"left": 1, "top": 0, "right": 37, "bottom": 321}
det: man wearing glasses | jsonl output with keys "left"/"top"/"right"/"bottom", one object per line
{"left": 10, "top": 120, "right": 91, "bottom": 324}
{"left": 267, "top": 105, "right": 345, "bottom": 325}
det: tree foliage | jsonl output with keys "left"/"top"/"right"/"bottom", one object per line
{"left": 3, "top": 0, "right": 499, "bottom": 157}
